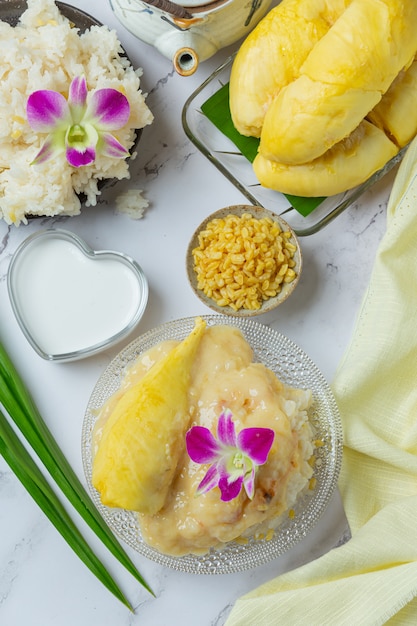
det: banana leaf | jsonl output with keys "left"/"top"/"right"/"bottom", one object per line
{"left": 200, "top": 82, "right": 325, "bottom": 217}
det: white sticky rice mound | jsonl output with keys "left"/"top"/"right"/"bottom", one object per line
{"left": 242, "top": 387, "right": 316, "bottom": 540}
{"left": 115, "top": 189, "right": 149, "bottom": 219}
{"left": 0, "top": 0, "right": 153, "bottom": 226}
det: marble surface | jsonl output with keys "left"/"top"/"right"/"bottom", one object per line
{"left": 0, "top": 1, "right": 397, "bottom": 624}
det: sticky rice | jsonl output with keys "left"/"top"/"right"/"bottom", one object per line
{"left": 0, "top": 0, "right": 153, "bottom": 225}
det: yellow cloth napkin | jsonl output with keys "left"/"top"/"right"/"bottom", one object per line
{"left": 225, "top": 137, "right": 417, "bottom": 626}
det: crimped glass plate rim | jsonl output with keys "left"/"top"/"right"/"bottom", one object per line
{"left": 82, "top": 315, "right": 343, "bottom": 574}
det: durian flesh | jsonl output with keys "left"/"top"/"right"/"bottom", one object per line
{"left": 368, "top": 58, "right": 417, "bottom": 148}
{"left": 260, "top": 76, "right": 381, "bottom": 165}
{"left": 253, "top": 120, "right": 398, "bottom": 197}
{"left": 259, "top": 0, "right": 417, "bottom": 165}
{"left": 229, "top": 0, "right": 352, "bottom": 138}
{"left": 92, "top": 317, "right": 206, "bottom": 515}
{"left": 252, "top": 53, "right": 417, "bottom": 197}
{"left": 229, "top": 0, "right": 417, "bottom": 196}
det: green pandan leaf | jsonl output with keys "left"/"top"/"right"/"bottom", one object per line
{"left": 200, "top": 82, "right": 325, "bottom": 218}
{"left": 0, "top": 408, "right": 133, "bottom": 610}
{"left": 0, "top": 340, "right": 154, "bottom": 605}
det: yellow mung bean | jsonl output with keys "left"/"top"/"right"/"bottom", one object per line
{"left": 192, "top": 212, "right": 298, "bottom": 311}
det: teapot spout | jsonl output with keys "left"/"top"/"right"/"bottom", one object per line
{"left": 154, "top": 31, "right": 218, "bottom": 76}
{"left": 173, "top": 47, "right": 199, "bottom": 76}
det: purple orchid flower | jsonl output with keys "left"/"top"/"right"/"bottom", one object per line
{"left": 186, "top": 409, "right": 275, "bottom": 502}
{"left": 26, "top": 75, "right": 130, "bottom": 167}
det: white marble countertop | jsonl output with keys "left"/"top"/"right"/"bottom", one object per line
{"left": 0, "top": 1, "right": 396, "bottom": 624}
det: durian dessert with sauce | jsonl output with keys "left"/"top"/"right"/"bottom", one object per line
{"left": 91, "top": 317, "right": 317, "bottom": 557}
{"left": 229, "top": 0, "right": 417, "bottom": 197}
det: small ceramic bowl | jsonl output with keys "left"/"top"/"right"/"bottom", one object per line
{"left": 186, "top": 205, "right": 302, "bottom": 316}
{"left": 7, "top": 229, "right": 148, "bottom": 361}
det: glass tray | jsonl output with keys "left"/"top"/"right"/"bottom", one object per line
{"left": 182, "top": 55, "right": 407, "bottom": 237}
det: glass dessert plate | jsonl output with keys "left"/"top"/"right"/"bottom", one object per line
{"left": 182, "top": 55, "right": 407, "bottom": 237}
{"left": 82, "top": 315, "right": 343, "bottom": 574}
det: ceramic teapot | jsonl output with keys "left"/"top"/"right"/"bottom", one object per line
{"left": 109, "top": 0, "right": 272, "bottom": 76}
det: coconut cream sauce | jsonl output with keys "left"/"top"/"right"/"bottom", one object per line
{"left": 10, "top": 236, "right": 142, "bottom": 356}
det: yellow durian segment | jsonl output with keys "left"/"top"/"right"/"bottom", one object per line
{"left": 229, "top": 0, "right": 352, "bottom": 138}
{"left": 368, "top": 58, "right": 417, "bottom": 148}
{"left": 259, "top": 0, "right": 417, "bottom": 165}
{"left": 302, "top": 0, "right": 417, "bottom": 91}
{"left": 260, "top": 76, "right": 381, "bottom": 164}
{"left": 253, "top": 120, "right": 398, "bottom": 197}
{"left": 92, "top": 317, "right": 206, "bottom": 515}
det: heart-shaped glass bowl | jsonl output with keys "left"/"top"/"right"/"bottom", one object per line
{"left": 7, "top": 229, "right": 148, "bottom": 361}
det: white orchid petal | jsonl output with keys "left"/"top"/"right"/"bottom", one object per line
{"left": 68, "top": 76, "right": 88, "bottom": 124}
{"left": 101, "top": 133, "right": 129, "bottom": 158}
{"left": 31, "top": 131, "right": 66, "bottom": 165}
{"left": 86, "top": 88, "right": 130, "bottom": 130}
{"left": 27, "top": 90, "right": 71, "bottom": 132}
